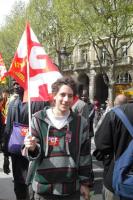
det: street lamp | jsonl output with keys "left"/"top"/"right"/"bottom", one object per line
{"left": 58, "top": 47, "right": 70, "bottom": 71}
{"left": 60, "top": 47, "right": 68, "bottom": 60}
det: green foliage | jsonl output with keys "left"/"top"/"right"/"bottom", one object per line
{"left": 26, "top": 0, "right": 81, "bottom": 55}
{"left": 0, "top": 0, "right": 26, "bottom": 68}
{"left": 0, "top": 0, "right": 133, "bottom": 69}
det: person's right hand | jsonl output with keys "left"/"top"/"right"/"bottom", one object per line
{"left": 24, "top": 135, "right": 37, "bottom": 152}
{"left": 80, "top": 185, "right": 90, "bottom": 200}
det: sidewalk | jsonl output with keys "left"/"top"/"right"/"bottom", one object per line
{"left": 0, "top": 153, "right": 16, "bottom": 200}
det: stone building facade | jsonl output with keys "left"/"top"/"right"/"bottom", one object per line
{"left": 61, "top": 42, "right": 133, "bottom": 104}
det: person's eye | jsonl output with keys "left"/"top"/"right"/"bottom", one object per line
{"left": 60, "top": 93, "right": 65, "bottom": 97}
{"left": 68, "top": 94, "right": 73, "bottom": 98}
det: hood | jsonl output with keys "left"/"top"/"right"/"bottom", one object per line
{"left": 33, "top": 106, "right": 74, "bottom": 125}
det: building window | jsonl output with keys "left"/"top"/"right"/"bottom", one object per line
{"left": 116, "top": 72, "right": 132, "bottom": 83}
{"left": 124, "top": 72, "right": 132, "bottom": 83}
{"left": 121, "top": 43, "right": 128, "bottom": 57}
{"left": 82, "top": 48, "right": 88, "bottom": 62}
{"left": 77, "top": 47, "right": 88, "bottom": 63}
{"left": 100, "top": 47, "right": 106, "bottom": 63}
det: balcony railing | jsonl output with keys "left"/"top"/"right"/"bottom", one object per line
{"left": 62, "top": 55, "right": 133, "bottom": 72}
{"left": 93, "top": 56, "right": 133, "bottom": 67}
{"left": 116, "top": 56, "right": 133, "bottom": 65}
{"left": 93, "top": 59, "right": 109, "bottom": 67}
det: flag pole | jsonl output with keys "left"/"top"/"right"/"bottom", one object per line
{"left": 26, "top": 23, "right": 32, "bottom": 136}
{"left": 21, "top": 23, "right": 32, "bottom": 157}
{"left": 27, "top": 54, "right": 32, "bottom": 136}
{"left": 25, "top": 10, "right": 31, "bottom": 134}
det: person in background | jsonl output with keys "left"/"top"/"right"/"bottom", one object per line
{"left": 0, "top": 89, "right": 11, "bottom": 172}
{"left": 79, "top": 87, "right": 95, "bottom": 138}
{"left": 105, "top": 99, "right": 113, "bottom": 113}
{"left": 1, "top": 88, "right": 10, "bottom": 124}
{"left": 2, "top": 88, "right": 10, "bottom": 108}
{"left": 24, "top": 76, "right": 93, "bottom": 200}
{"left": 100, "top": 94, "right": 127, "bottom": 122}
{"left": 71, "top": 83, "right": 89, "bottom": 119}
{"left": 79, "top": 87, "right": 95, "bottom": 185}
{"left": 114, "top": 94, "right": 128, "bottom": 106}
{"left": 93, "top": 97, "right": 100, "bottom": 111}
{"left": 3, "top": 80, "right": 49, "bottom": 200}
{"left": 93, "top": 94, "right": 127, "bottom": 144}
{"left": 94, "top": 94, "right": 128, "bottom": 200}
{"left": 3, "top": 81, "right": 29, "bottom": 200}
{"left": 93, "top": 98, "right": 113, "bottom": 135}
{"left": 0, "top": 96, "right": 4, "bottom": 147}
{"left": 93, "top": 97, "right": 102, "bottom": 132}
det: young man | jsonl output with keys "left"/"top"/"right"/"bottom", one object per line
{"left": 24, "top": 76, "right": 93, "bottom": 200}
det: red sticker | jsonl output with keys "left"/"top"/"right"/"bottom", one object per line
{"left": 20, "top": 127, "right": 28, "bottom": 136}
{"left": 48, "top": 137, "right": 59, "bottom": 146}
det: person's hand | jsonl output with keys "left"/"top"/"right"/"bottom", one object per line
{"left": 24, "top": 135, "right": 37, "bottom": 152}
{"left": 80, "top": 185, "right": 90, "bottom": 200}
{"left": 3, "top": 156, "right": 10, "bottom": 174}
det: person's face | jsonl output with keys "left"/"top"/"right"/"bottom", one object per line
{"left": 13, "top": 83, "right": 24, "bottom": 95}
{"left": 80, "top": 90, "right": 88, "bottom": 103}
{"left": 53, "top": 85, "right": 74, "bottom": 114}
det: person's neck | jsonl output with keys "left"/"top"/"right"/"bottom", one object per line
{"left": 52, "top": 107, "right": 69, "bottom": 117}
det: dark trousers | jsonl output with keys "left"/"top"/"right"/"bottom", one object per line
{"left": 11, "top": 154, "right": 29, "bottom": 200}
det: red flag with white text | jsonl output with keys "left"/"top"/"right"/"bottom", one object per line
{"left": 8, "top": 23, "right": 62, "bottom": 101}
{"left": 0, "top": 53, "right": 7, "bottom": 83}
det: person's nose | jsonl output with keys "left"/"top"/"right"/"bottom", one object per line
{"left": 64, "top": 95, "right": 69, "bottom": 101}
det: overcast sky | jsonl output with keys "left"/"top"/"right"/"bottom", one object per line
{"left": 0, "top": 0, "right": 29, "bottom": 25}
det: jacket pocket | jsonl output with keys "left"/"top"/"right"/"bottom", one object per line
{"left": 34, "top": 155, "right": 78, "bottom": 183}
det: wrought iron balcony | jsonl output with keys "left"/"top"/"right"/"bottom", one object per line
{"left": 116, "top": 56, "right": 133, "bottom": 66}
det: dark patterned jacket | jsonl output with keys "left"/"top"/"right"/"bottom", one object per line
{"left": 94, "top": 103, "right": 133, "bottom": 192}
{"left": 27, "top": 107, "right": 93, "bottom": 196}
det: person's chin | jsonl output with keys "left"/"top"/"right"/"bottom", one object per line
{"left": 61, "top": 106, "right": 69, "bottom": 112}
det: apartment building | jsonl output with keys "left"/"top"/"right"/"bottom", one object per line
{"left": 61, "top": 41, "right": 133, "bottom": 104}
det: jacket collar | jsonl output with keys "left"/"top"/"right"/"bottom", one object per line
{"left": 34, "top": 106, "right": 74, "bottom": 124}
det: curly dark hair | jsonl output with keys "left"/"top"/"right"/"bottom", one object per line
{"left": 52, "top": 76, "right": 77, "bottom": 96}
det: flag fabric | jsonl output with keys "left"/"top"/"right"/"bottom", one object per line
{"left": 0, "top": 53, "right": 7, "bottom": 83}
{"left": 8, "top": 23, "right": 62, "bottom": 101}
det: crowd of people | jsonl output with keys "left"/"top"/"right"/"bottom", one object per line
{"left": 0, "top": 76, "right": 132, "bottom": 200}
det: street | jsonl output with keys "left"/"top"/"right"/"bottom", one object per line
{"left": 91, "top": 137, "right": 103, "bottom": 200}
{"left": 0, "top": 153, "right": 16, "bottom": 200}
{"left": 91, "top": 156, "right": 103, "bottom": 200}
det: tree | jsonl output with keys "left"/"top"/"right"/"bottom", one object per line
{"left": 0, "top": 0, "right": 26, "bottom": 68}
{"left": 0, "top": 0, "right": 81, "bottom": 72}
{"left": 1, "top": 0, "right": 133, "bottom": 101}
{"left": 71, "top": 0, "right": 133, "bottom": 101}
{"left": 26, "top": 0, "right": 81, "bottom": 70}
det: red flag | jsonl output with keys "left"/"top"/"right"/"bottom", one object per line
{"left": 8, "top": 23, "right": 62, "bottom": 101}
{"left": 0, "top": 53, "right": 7, "bottom": 83}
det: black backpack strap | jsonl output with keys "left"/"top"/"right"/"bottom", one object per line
{"left": 112, "top": 107, "right": 133, "bottom": 138}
